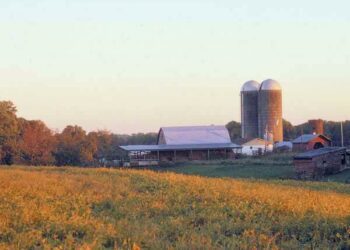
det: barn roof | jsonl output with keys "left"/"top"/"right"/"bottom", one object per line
{"left": 120, "top": 143, "right": 241, "bottom": 152}
{"left": 292, "top": 134, "right": 331, "bottom": 144}
{"left": 294, "top": 147, "right": 346, "bottom": 160}
{"left": 157, "top": 125, "right": 232, "bottom": 145}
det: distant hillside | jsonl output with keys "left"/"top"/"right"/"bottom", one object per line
{"left": 226, "top": 120, "right": 350, "bottom": 146}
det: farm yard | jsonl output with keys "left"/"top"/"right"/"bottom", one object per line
{"left": 0, "top": 166, "right": 349, "bottom": 249}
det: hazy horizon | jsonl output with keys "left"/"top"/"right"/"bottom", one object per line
{"left": 1, "top": 1, "right": 350, "bottom": 134}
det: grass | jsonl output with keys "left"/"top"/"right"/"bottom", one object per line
{"left": 154, "top": 161, "right": 295, "bottom": 180}
{"left": 151, "top": 153, "right": 350, "bottom": 184}
{"left": 0, "top": 166, "right": 350, "bottom": 249}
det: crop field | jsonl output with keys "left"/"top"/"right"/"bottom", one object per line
{"left": 0, "top": 166, "right": 350, "bottom": 249}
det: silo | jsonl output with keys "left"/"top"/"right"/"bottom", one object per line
{"left": 258, "top": 79, "right": 283, "bottom": 142}
{"left": 241, "top": 81, "right": 260, "bottom": 139}
{"left": 309, "top": 119, "right": 324, "bottom": 135}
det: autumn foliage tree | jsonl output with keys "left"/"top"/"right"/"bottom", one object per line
{"left": 17, "top": 119, "right": 57, "bottom": 165}
{"left": 88, "top": 130, "right": 115, "bottom": 161}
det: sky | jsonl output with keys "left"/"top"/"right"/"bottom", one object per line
{"left": 1, "top": 0, "right": 350, "bottom": 134}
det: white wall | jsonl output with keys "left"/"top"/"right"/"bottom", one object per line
{"left": 241, "top": 145, "right": 273, "bottom": 156}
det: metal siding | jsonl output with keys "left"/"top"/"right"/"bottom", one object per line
{"left": 241, "top": 91, "right": 259, "bottom": 139}
{"left": 258, "top": 89, "right": 283, "bottom": 142}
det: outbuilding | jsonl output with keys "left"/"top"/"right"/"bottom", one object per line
{"left": 293, "top": 147, "right": 349, "bottom": 179}
{"left": 292, "top": 134, "right": 331, "bottom": 152}
{"left": 274, "top": 141, "right": 293, "bottom": 152}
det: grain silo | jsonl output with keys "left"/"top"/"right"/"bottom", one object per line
{"left": 258, "top": 79, "right": 283, "bottom": 142}
{"left": 309, "top": 119, "right": 324, "bottom": 135}
{"left": 241, "top": 81, "right": 260, "bottom": 139}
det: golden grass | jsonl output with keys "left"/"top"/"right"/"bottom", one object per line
{"left": 0, "top": 167, "right": 349, "bottom": 249}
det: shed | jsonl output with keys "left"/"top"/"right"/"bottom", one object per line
{"left": 293, "top": 147, "right": 349, "bottom": 179}
{"left": 292, "top": 134, "right": 331, "bottom": 152}
{"left": 274, "top": 141, "right": 293, "bottom": 152}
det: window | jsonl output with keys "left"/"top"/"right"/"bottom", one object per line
{"left": 314, "top": 142, "right": 324, "bottom": 149}
{"left": 323, "top": 160, "right": 327, "bottom": 168}
{"left": 341, "top": 154, "right": 346, "bottom": 165}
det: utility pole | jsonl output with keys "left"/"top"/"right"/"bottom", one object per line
{"left": 265, "top": 124, "right": 268, "bottom": 153}
{"left": 341, "top": 121, "right": 344, "bottom": 147}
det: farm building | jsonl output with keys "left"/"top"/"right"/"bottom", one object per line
{"left": 293, "top": 147, "right": 349, "bottom": 179}
{"left": 234, "top": 138, "right": 273, "bottom": 156}
{"left": 120, "top": 125, "right": 241, "bottom": 166}
{"left": 292, "top": 134, "right": 331, "bottom": 152}
{"left": 274, "top": 141, "right": 293, "bottom": 152}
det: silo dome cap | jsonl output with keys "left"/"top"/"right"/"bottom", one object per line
{"left": 261, "top": 79, "right": 281, "bottom": 90}
{"left": 241, "top": 80, "right": 260, "bottom": 92}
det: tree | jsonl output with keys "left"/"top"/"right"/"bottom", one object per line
{"left": 283, "top": 119, "right": 296, "bottom": 140}
{"left": 17, "top": 119, "right": 57, "bottom": 166}
{"left": 88, "top": 130, "right": 115, "bottom": 161}
{"left": 226, "top": 121, "right": 241, "bottom": 141}
{"left": 324, "top": 121, "right": 350, "bottom": 146}
{"left": 0, "top": 101, "right": 19, "bottom": 165}
{"left": 55, "top": 125, "right": 97, "bottom": 166}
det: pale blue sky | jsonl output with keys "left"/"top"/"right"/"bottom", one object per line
{"left": 1, "top": 0, "right": 350, "bottom": 133}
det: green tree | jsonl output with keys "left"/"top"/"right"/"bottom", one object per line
{"left": 55, "top": 125, "right": 97, "bottom": 166}
{"left": 283, "top": 119, "right": 296, "bottom": 140}
{"left": 226, "top": 121, "right": 241, "bottom": 141}
{"left": 0, "top": 101, "right": 19, "bottom": 165}
{"left": 88, "top": 130, "right": 116, "bottom": 161}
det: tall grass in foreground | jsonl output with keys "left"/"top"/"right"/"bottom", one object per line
{"left": 0, "top": 167, "right": 349, "bottom": 249}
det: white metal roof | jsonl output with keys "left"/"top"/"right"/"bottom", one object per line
{"left": 260, "top": 79, "right": 281, "bottom": 91}
{"left": 242, "top": 138, "right": 270, "bottom": 146}
{"left": 158, "top": 125, "right": 232, "bottom": 145}
{"left": 275, "top": 141, "right": 293, "bottom": 149}
{"left": 241, "top": 80, "right": 260, "bottom": 92}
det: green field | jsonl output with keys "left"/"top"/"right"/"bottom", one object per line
{"left": 151, "top": 154, "right": 350, "bottom": 184}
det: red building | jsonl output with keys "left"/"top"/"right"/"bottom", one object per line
{"left": 292, "top": 134, "right": 331, "bottom": 152}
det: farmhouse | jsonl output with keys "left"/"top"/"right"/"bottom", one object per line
{"left": 234, "top": 138, "right": 273, "bottom": 156}
{"left": 120, "top": 125, "right": 241, "bottom": 166}
{"left": 292, "top": 134, "right": 331, "bottom": 152}
{"left": 293, "top": 147, "right": 349, "bottom": 179}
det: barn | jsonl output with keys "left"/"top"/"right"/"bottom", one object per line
{"left": 292, "top": 134, "right": 331, "bottom": 152}
{"left": 293, "top": 147, "right": 349, "bottom": 179}
{"left": 120, "top": 125, "right": 241, "bottom": 166}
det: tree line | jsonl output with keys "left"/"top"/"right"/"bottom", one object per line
{"left": 1, "top": 100, "right": 348, "bottom": 166}
{"left": 0, "top": 101, "right": 157, "bottom": 166}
